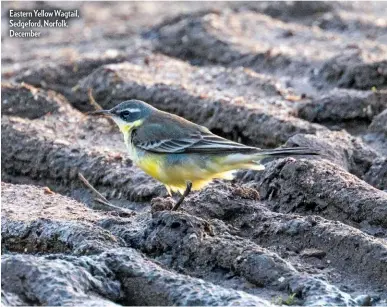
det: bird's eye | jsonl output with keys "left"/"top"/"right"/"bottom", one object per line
{"left": 120, "top": 110, "right": 131, "bottom": 117}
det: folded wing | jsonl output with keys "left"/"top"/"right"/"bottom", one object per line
{"left": 133, "top": 126, "right": 257, "bottom": 154}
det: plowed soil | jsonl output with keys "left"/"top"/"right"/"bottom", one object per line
{"left": 2, "top": 2, "right": 387, "bottom": 306}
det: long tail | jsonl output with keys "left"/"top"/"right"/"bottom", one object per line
{"left": 222, "top": 146, "right": 320, "bottom": 172}
{"left": 256, "top": 146, "right": 320, "bottom": 158}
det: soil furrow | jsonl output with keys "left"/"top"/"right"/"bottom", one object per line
{"left": 2, "top": 2, "right": 387, "bottom": 306}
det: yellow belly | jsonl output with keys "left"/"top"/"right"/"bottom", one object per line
{"left": 134, "top": 152, "right": 235, "bottom": 194}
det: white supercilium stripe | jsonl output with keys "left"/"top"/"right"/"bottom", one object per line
{"left": 127, "top": 108, "right": 141, "bottom": 113}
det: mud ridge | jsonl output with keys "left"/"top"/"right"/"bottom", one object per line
{"left": 181, "top": 183, "right": 387, "bottom": 282}
{"left": 1, "top": 116, "right": 164, "bottom": 202}
{"left": 2, "top": 2, "right": 387, "bottom": 306}
{"left": 2, "top": 182, "right": 274, "bottom": 306}
{"left": 5, "top": 48, "right": 152, "bottom": 106}
{"left": 3, "top": 182, "right": 376, "bottom": 306}
{"left": 298, "top": 88, "right": 387, "bottom": 124}
{"left": 315, "top": 52, "right": 387, "bottom": 90}
{"left": 105, "top": 210, "right": 358, "bottom": 305}
{"left": 285, "top": 131, "right": 386, "bottom": 189}
{"left": 239, "top": 158, "right": 387, "bottom": 228}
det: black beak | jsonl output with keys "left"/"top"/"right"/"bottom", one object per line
{"left": 87, "top": 110, "right": 112, "bottom": 116}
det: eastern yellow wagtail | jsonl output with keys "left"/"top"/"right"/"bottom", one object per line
{"left": 89, "top": 100, "right": 318, "bottom": 210}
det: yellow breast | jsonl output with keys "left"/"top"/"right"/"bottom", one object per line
{"left": 118, "top": 120, "right": 165, "bottom": 182}
{"left": 135, "top": 154, "right": 163, "bottom": 180}
{"left": 132, "top": 152, "right": 236, "bottom": 194}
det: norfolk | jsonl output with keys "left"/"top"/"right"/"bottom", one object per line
{"left": 43, "top": 20, "right": 68, "bottom": 27}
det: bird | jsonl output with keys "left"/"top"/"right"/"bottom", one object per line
{"left": 89, "top": 100, "right": 319, "bottom": 210}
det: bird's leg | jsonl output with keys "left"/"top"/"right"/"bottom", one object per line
{"left": 172, "top": 181, "right": 192, "bottom": 211}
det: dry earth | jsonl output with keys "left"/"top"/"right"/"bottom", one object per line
{"left": 1, "top": 1, "right": 387, "bottom": 306}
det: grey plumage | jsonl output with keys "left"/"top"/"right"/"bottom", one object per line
{"left": 132, "top": 109, "right": 318, "bottom": 156}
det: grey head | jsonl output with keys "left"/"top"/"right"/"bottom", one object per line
{"left": 109, "top": 100, "right": 156, "bottom": 123}
{"left": 89, "top": 100, "right": 156, "bottom": 124}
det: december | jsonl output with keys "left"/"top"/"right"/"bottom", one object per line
{"left": 9, "top": 30, "right": 41, "bottom": 38}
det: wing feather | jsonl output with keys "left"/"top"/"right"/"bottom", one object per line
{"left": 134, "top": 130, "right": 256, "bottom": 154}
{"left": 131, "top": 112, "right": 257, "bottom": 154}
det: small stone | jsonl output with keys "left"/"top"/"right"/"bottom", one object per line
{"left": 354, "top": 295, "right": 371, "bottom": 306}
{"left": 43, "top": 187, "right": 54, "bottom": 195}
{"left": 300, "top": 248, "right": 326, "bottom": 259}
{"left": 188, "top": 233, "right": 198, "bottom": 240}
{"left": 278, "top": 276, "right": 285, "bottom": 283}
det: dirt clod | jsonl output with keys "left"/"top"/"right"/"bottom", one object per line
{"left": 151, "top": 197, "right": 174, "bottom": 213}
{"left": 2, "top": 2, "right": 387, "bottom": 306}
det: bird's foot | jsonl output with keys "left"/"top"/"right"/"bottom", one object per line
{"left": 172, "top": 181, "right": 192, "bottom": 211}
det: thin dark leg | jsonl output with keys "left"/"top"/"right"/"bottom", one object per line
{"left": 172, "top": 181, "right": 192, "bottom": 211}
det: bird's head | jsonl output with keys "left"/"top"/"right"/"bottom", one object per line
{"left": 88, "top": 100, "right": 155, "bottom": 133}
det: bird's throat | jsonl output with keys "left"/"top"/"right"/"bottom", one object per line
{"left": 117, "top": 119, "right": 143, "bottom": 148}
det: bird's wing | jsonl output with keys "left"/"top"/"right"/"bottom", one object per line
{"left": 132, "top": 120, "right": 257, "bottom": 154}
